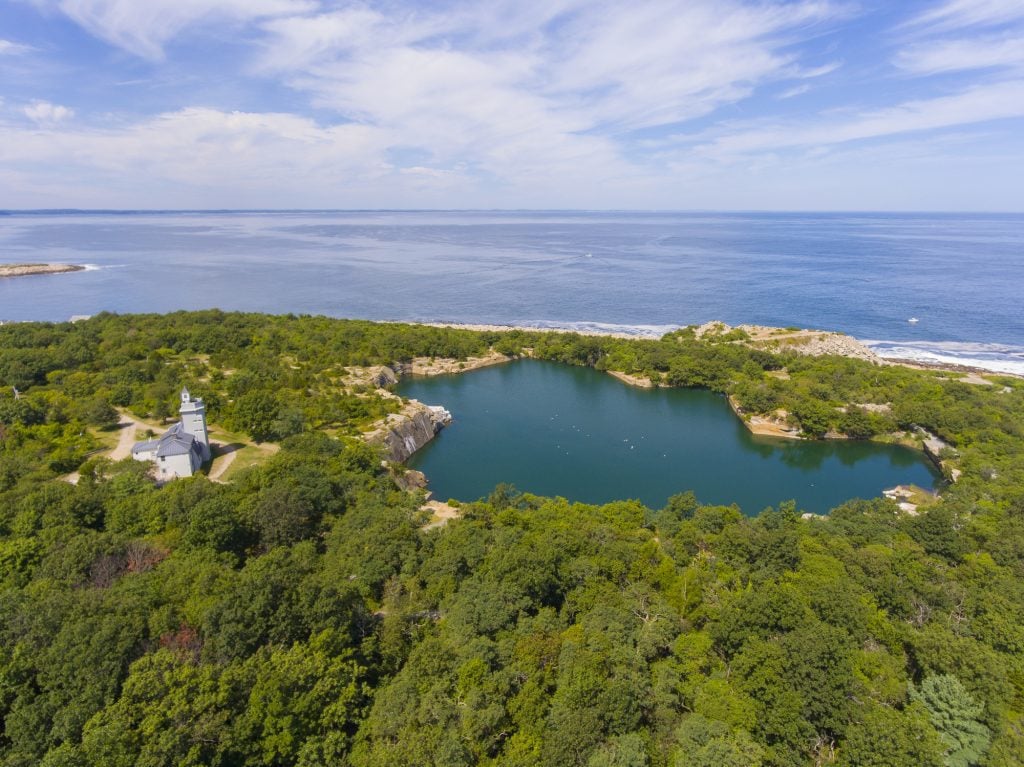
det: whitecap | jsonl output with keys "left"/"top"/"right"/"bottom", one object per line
{"left": 862, "top": 339, "right": 1024, "bottom": 376}
{"left": 520, "top": 319, "right": 680, "bottom": 338}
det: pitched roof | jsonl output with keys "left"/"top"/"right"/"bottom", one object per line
{"left": 134, "top": 421, "right": 202, "bottom": 459}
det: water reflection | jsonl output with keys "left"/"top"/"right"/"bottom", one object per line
{"left": 400, "top": 360, "right": 942, "bottom": 513}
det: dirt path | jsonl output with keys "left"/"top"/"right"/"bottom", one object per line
{"left": 63, "top": 414, "right": 142, "bottom": 483}
{"left": 207, "top": 447, "right": 237, "bottom": 482}
{"left": 109, "top": 416, "right": 140, "bottom": 460}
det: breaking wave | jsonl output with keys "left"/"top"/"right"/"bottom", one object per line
{"left": 522, "top": 320, "right": 680, "bottom": 338}
{"left": 862, "top": 339, "right": 1024, "bottom": 376}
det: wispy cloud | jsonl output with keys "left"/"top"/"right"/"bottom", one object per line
{"left": 0, "top": 105, "right": 638, "bottom": 207}
{"left": 896, "top": 35, "right": 1024, "bottom": 74}
{"left": 253, "top": 0, "right": 845, "bottom": 186}
{"left": 894, "top": 0, "right": 1024, "bottom": 77}
{"left": 4, "top": 1, "right": 1023, "bottom": 209}
{"left": 687, "top": 79, "right": 1024, "bottom": 158}
{"left": 778, "top": 84, "right": 812, "bottom": 99}
{"left": 0, "top": 39, "right": 34, "bottom": 55}
{"left": 901, "top": 0, "right": 1024, "bottom": 33}
{"left": 0, "top": 107, "right": 385, "bottom": 199}
{"left": 41, "top": 0, "right": 317, "bottom": 59}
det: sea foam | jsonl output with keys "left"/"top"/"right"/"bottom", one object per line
{"left": 862, "top": 340, "right": 1024, "bottom": 376}
{"left": 524, "top": 320, "right": 679, "bottom": 338}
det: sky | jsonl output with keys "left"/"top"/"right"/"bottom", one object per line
{"left": 1, "top": 0, "right": 1023, "bottom": 210}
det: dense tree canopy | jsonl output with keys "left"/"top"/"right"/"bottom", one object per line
{"left": 1, "top": 312, "right": 1023, "bottom": 766}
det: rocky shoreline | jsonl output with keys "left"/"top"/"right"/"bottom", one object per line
{"left": 410, "top": 320, "right": 1019, "bottom": 381}
{"left": 0, "top": 263, "right": 85, "bottom": 278}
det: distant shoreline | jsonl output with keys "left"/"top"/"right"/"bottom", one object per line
{"left": 0, "top": 263, "right": 85, "bottom": 278}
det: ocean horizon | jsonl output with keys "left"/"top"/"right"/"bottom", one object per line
{"left": 2, "top": 209, "right": 1022, "bottom": 375}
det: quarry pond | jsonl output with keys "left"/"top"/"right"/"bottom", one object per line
{"left": 398, "top": 359, "right": 943, "bottom": 513}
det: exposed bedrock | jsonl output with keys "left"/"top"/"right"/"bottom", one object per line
{"left": 367, "top": 400, "right": 452, "bottom": 463}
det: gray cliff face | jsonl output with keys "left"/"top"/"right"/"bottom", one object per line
{"left": 369, "top": 401, "right": 452, "bottom": 463}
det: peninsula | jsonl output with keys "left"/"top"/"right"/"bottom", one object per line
{"left": 0, "top": 262, "right": 85, "bottom": 278}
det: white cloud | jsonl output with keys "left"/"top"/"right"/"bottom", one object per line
{"left": 778, "top": 84, "right": 812, "bottom": 99}
{"left": 540, "top": 1, "right": 841, "bottom": 131}
{"left": 44, "top": 0, "right": 317, "bottom": 59}
{"left": 687, "top": 79, "right": 1024, "bottom": 158}
{"left": 23, "top": 100, "right": 74, "bottom": 123}
{"left": 0, "top": 105, "right": 657, "bottom": 207}
{"left": 896, "top": 36, "right": 1024, "bottom": 74}
{"left": 9, "top": 0, "right": 1021, "bottom": 209}
{"left": 902, "top": 0, "right": 1024, "bottom": 33}
{"left": 0, "top": 39, "right": 33, "bottom": 55}
{"left": 0, "top": 107, "right": 424, "bottom": 205}
{"left": 252, "top": 0, "right": 846, "bottom": 188}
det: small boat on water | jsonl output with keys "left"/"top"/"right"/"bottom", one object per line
{"left": 908, "top": 317, "right": 919, "bottom": 323}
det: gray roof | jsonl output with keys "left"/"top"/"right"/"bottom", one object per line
{"left": 134, "top": 421, "right": 202, "bottom": 459}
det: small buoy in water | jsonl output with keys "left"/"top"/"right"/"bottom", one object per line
{"left": 908, "top": 317, "right": 919, "bottom": 323}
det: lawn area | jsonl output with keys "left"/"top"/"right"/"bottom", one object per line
{"left": 206, "top": 424, "right": 279, "bottom": 482}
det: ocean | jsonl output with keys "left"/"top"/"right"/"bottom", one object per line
{"left": 1, "top": 210, "right": 1021, "bottom": 374}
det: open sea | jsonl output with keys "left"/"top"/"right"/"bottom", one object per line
{"left": 1, "top": 210, "right": 1021, "bottom": 374}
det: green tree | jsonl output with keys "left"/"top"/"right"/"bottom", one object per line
{"left": 910, "top": 675, "right": 991, "bottom": 767}
{"left": 232, "top": 390, "right": 281, "bottom": 442}
{"left": 839, "top": 702, "right": 944, "bottom": 767}
{"left": 672, "top": 715, "right": 763, "bottom": 767}
{"left": 587, "top": 733, "right": 650, "bottom": 767}
{"left": 81, "top": 397, "right": 119, "bottom": 428}
{"left": 792, "top": 399, "right": 833, "bottom": 438}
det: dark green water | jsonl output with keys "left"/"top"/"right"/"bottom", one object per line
{"left": 398, "top": 360, "right": 942, "bottom": 513}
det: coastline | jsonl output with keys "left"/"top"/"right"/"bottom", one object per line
{"left": 409, "top": 320, "right": 658, "bottom": 340}
{"left": 400, "top": 320, "right": 1021, "bottom": 379}
{"left": 873, "top": 355, "right": 1022, "bottom": 379}
{"left": 0, "top": 263, "right": 85, "bottom": 278}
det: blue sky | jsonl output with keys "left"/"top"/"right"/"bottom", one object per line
{"left": 1, "top": 0, "right": 1023, "bottom": 209}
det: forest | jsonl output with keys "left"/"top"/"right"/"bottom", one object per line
{"left": 1, "top": 310, "right": 1023, "bottom": 766}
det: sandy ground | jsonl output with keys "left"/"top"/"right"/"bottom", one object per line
{"left": 109, "top": 415, "right": 141, "bottom": 460}
{"left": 422, "top": 500, "right": 461, "bottom": 530}
{"left": 727, "top": 396, "right": 801, "bottom": 439}
{"left": 957, "top": 372, "right": 993, "bottom": 386}
{"left": 408, "top": 351, "right": 512, "bottom": 376}
{"left": 606, "top": 370, "right": 660, "bottom": 388}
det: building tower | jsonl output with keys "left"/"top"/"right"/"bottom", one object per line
{"left": 179, "top": 387, "right": 210, "bottom": 461}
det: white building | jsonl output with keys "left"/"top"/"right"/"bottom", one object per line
{"left": 132, "top": 388, "right": 211, "bottom": 480}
